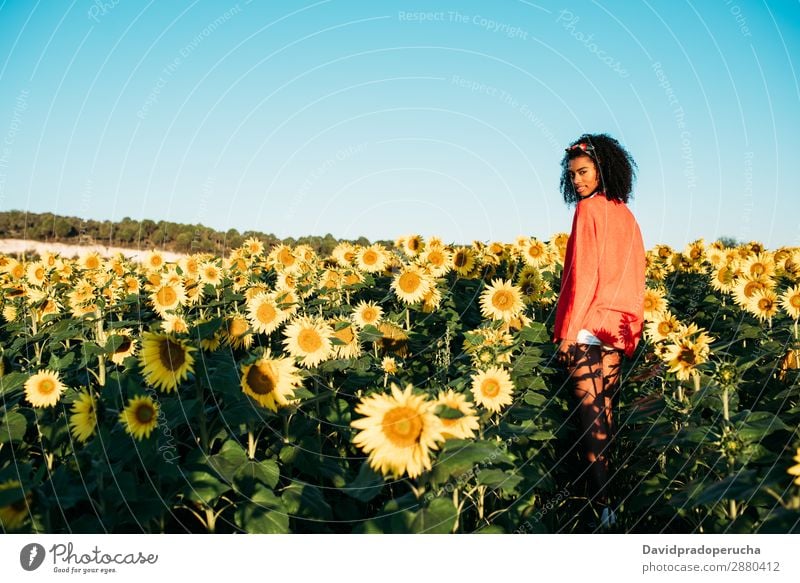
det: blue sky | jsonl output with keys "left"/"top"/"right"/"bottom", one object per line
{"left": 0, "top": 0, "right": 798, "bottom": 249}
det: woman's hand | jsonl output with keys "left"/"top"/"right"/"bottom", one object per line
{"left": 556, "top": 339, "right": 577, "bottom": 368}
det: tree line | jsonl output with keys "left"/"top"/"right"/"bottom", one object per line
{"left": 0, "top": 210, "right": 386, "bottom": 256}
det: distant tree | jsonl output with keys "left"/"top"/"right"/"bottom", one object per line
{"left": 716, "top": 236, "right": 741, "bottom": 248}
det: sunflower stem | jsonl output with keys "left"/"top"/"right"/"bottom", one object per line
{"left": 247, "top": 431, "right": 257, "bottom": 460}
{"left": 405, "top": 308, "right": 410, "bottom": 331}
{"left": 196, "top": 378, "right": 208, "bottom": 453}
{"left": 95, "top": 318, "right": 106, "bottom": 387}
{"left": 722, "top": 385, "right": 730, "bottom": 423}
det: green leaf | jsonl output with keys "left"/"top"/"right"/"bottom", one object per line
{"left": 281, "top": 484, "right": 332, "bottom": 521}
{"left": 342, "top": 462, "right": 385, "bottom": 502}
{"left": 208, "top": 440, "right": 248, "bottom": 482}
{"left": 518, "top": 322, "right": 548, "bottom": 343}
{"left": 0, "top": 411, "right": 27, "bottom": 443}
{"left": 235, "top": 503, "right": 289, "bottom": 533}
{"left": 734, "top": 411, "right": 790, "bottom": 442}
{"left": 234, "top": 459, "right": 280, "bottom": 489}
{"left": 431, "top": 440, "right": 513, "bottom": 486}
{"left": 358, "top": 324, "right": 383, "bottom": 343}
{"left": 523, "top": 390, "right": 547, "bottom": 407}
{"left": 434, "top": 404, "right": 464, "bottom": 420}
{"left": 477, "top": 468, "right": 524, "bottom": 493}
{"left": 48, "top": 350, "right": 75, "bottom": 371}
{"left": 0, "top": 372, "right": 27, "bottom": 399}
{"left": 184, "top": 467, "right": 231, "bottom": 504}
{"left": 412, "top": 498, "right": 457, "bottom": 534}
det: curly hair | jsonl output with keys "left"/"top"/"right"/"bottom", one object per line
{"left": 559, "top": 133, "right": 637, "bottom": 205}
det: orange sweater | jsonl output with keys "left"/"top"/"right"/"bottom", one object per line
{"left": 552, "top": 193, "right": 646, "bottom": 358}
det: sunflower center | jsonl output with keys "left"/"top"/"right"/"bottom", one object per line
{"left": 481, "top": 379, "right": 500, "bottom": 398}
{"left": 750, "top": 263, "right": 765, "bottom": 276}
{"left": 86, "top": 256, "right": 100, "bottom": 269}
{"left": 363, "top": 250, "right": 378, "bottom": 265}
{"left": 362, "top": 307, "right": 377, "bottom": 322}
{"left": 679, "top": 348, "right": 696, "bottom": 365}
{"left": 156, "top": 286, "right": 177, "bottom": 306}
{"left": 528, "top": 245, "right": 542, "bottom": 258}
{"left": 790, "top": 295, "right": 800, "bottom": 308}
{"left": 492, "top": 290, "right": 513, "bottom": 310}
{"left": 744, "top": 281, "right": 763, "bottom": 297}
{"left": 159, "top": 339, "right": 186, "bottom": 370}
{"left": 298, "top": 329, "right": 323, "bottom": 352}
{"left": 246, "top": 362, "right": 277, "bottom": 395}
{"left": 657, "top": 321, "right": 673, "bottom": 335}
{"left": 408, "top": 238, "right": 420, "bottom": 252}
{"left": 399, "top": 272, "right": 421, "bottom": 293}
{"left": 278, "top": 249, "right": 295, "bottom": 267}
{"left": 229, "top": 318, "right": 248, "bottom": 337}
{"left": 135, "top": 403, "right": 155, "bottom": 424}
{"left": 334, "top": 326, "right": 354, "bottom": 344}
{"left": 454, "top": 251, "right": 467, "bottom": 268}
{"left": 115, "top": 338, "right": 132, "bottom": 354}
{"left": 758, "top": 298, "right": 773, "bottom": 311}
{"left": 428, "top": 251, "right": 444, "bottom": 266}
{"left": 38, "top": 379, "right": 56, "bottom": 395}
{"left": 382, "top": 406, "right": 423, "bottom": 447}
{"left": 256, "top": 302, "right": 277, "bottom": 324}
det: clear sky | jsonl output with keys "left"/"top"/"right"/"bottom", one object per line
{"left": 0, "top": 0, "right": 798, "bottom": 249}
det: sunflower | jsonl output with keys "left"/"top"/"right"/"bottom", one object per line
{"left": 780, "top": 284, "right": 800, "bottom": 320}
{"left": 381, "top": 356, "right": 399, "bottom": 374}
{"left": 355, "top": 244, "right": 388, "bottom": 273}
{"left": 24, "top": 370, "right": 65, "bottom": 408}
{"left": 242, "top": 236, "right": 265, "bottom": 257}
{"left": 161, "top": 313, "right": 190, "bottom": 335}
{"left": 223, "top": 313, "right": 254, "bottom": 350}
{"left": 270, "top": 244, "right": 298, "bottom": 272}
{"left": 732, "top": 275, "right": 770, "bottom": 307}
{"left": 470, "top": 366, "right": 515, "bottom": 413}
{"left": 150, "top": 282, "right": 186, "bottom": 316}
{"left": 25, "top": 261, "right": 47, "bottom": 286}
{"left": 521, "top": 238, "right": 550, "bottom": 268}
{"left": 123, "top": 275, "right": 140, "bottom": 295}
{"left": 139, "top": 332, "right": 196, "bottom": 393}
{"left": 480, "top": 278, "right": 524, "bottom": 322}
{"left": 330, "top": 242, "right": 356, "bottom": 267}
{"left": 419, "top": 246, "right": 452, "bottom": 277}
{"left": 377, "top": 321, "right": 409, "bottom": 357}
{"left": 421, "top": 286, "right": 442, "bottom": 313}
{"left": 709, "top": 263, "right": 736, "bottom": 293}
{"left": 351, "top": 300, "right": 383, "bottom": 329}
{"left": 683, "top": 239, "right": 706, "bottom": 263}
{"left": 742, "top": 252, "right": 775, "bottom": 279}
{"left": 0, "top": 480, "right": 30, "bottom": 530}
{"left": 788, "top": 447, "right": 800, "bottom": 486}
{"left": 330, "top": 319, "right": 362, "bottom": 360}
{"left": 80, "top": 252, "right": 102, "bottom": 271}
{"left": 282, "top": 316, "right": 333, "bottom": 368}
{"left": 143, "top": 250, "right": 165, "bottom": 272}
{"left": 549, "top": 232, "right": 569, "bottom": 262}
{"left": 642, "top": 288, "right": 668, "bottom": 320}
{"left": 119, "top": 395, "right": 159, "bottom": 440}
{"left": 746, "top": 288, "right": 779, "bottom": 322}
{"left": 69, "top": 391, "right": 97, "bottom": 443}
{"left": 661, "top": 334, "right": 712, "bottom": 380}
{"left": 240, "top": 352, "right": 303, "bottom": 411}
{"left": 401, "top": 234, "right": 424, "bottom": 258}
{"left": 108, "top": 329, "right": 137, "bottom": 365}
{"left": 351, "top": 383, "right": 444, "bottom": 479}
{"left": 391, "top": 264, "right": 432, "bottom": 305}
{"left": 247, "top": 292, "right": 287, "bottom": 335}
{"left": 644, "top": 310, "right": 681, "bottom": 343}
{"left": 434, "top": 389, "right": 480, "bottom": 440}
{"left": 452, "top": 247, "right": 477, "bottom": 277}
{"left": 198, "top": 261, "right": 224, "bottom": 287}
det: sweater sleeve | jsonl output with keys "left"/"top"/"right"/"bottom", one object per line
{"left": 563, "top": 203, "right": 600, "bottom": 340}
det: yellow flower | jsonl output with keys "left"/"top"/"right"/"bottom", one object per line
{"left": 24, "top": 370, "right": 66, "bottom": 408}
{"left": 381, "top": 356, "right": 399, "bottom": 374}
{"left": 149, "top": 282, "right": 186, "bottom": 316}
{"left": 520, "top": 238, "right": 550, "bottom": 268}
{"left": 644, "top": 310, "right": 681, "bottom": 343}
{"left": 787, "top": 447, "right": 800, "bottom": 486}
{"left": 198, "top": 261, "right": 224, "bottom": 287}
{"left": 642, "top": 288, "right": 668, "bottom": 320}
{"left": 746, "top": 288, "right": 779, "bottom": 322}
{"left": 390, "top": 264, "right": 432, "bottom": 305}
{"left": 143, "top": 250, "right": 165, "bottom": 272}
{"left": 139, "top": 332, "right": 196, "bottom": 393}
{"left": 240, "top": 352, "right": 303, "bottom": 411}
{"left": 247, "top": 292, "right": 287, "bottom": 335}
{"left": 470, "top": 366, "right": 515, "bottom": 413}
{"left": 69, "top": 391, "right": 97, "bottom": 443}
{"left": 434, "top": 389, "right": 480, "bottom": 440}
{"left": 419, "top": 246, "right": 452, "bottom": 277}
{"left": 351, "top": 300, "right": 383, "bottom": 329}
{"left": 780, "top": 284, "right": 800, "bottom": 320}
{"left": 0, "top": 480, "right": 31, "bottom": 530}
{"left": 223, "top": 313, "right": 254, "bottom": 350}
{"left": 108, "top": 329, "right": 138, "bottom": 365}
{"left": 452, "top": 247, "right": 477, "bottom": 277}
{"left": 119, "top": 395, "right": 159, "bottom": 440}
{"left": 282, "top": 316, "right": 333, "bottom": 368}
{"left": 355, "top": 244, "right": 388, "bottom": 273}
{"left": 351, "top": 383, "right": 444, "bottom": 479}
{"left": 479, "top": 278, "right": 524, "bottom": 322}
{"left": 732, "top": 274, "right": 770, "bottom": 307}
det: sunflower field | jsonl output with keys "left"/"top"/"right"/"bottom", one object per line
{"left": 1, "top": 235, "right": 799, "bottom": 533}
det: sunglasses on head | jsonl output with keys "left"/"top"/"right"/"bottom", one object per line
{"left": 566, "top": 142, "right": 596, "bottom": 154}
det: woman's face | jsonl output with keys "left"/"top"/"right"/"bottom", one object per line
{"left": 568, "top": 155, "right": 600, "bottom": 198}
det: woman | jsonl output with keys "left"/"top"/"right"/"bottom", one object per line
{"left": 552, "top": 133, "right": 646, "bottom": 529}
